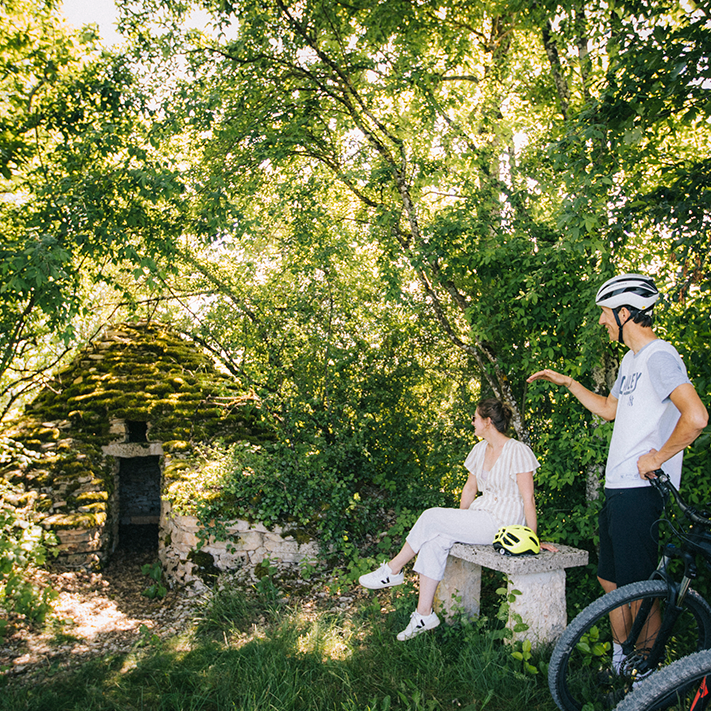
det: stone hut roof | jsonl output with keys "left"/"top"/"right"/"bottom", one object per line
{"left": 24, "top": 322, "right": 266, "bottom": 447}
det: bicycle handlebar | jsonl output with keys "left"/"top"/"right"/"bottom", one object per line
{"left": 649, "top": 469, "right": 711, "bottom": 527}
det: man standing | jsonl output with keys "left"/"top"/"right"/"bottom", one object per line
{"left": 527, "top": 273, "right": 708, "bottom": 598}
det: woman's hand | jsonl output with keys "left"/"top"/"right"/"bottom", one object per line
{"left": 540, "top": 542, "right": 559, "bottom": 552}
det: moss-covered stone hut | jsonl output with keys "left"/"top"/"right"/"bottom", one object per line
{"left": 0, "top": 322, "right": 270, "bottom": 570}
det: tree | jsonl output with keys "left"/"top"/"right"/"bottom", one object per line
{"left": 1, "top": 0, "right": 704, "bottom": 565}
{"left": 0, "top": 0, "right": 186, "bottom": 419}
{"left": 111, "top": 0, "right": 708, "bottom": 557}
{"left": 121, "top": 0, "right": 612, "bottom": 441}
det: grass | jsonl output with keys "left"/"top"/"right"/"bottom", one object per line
{"left": 0, "top": 570, "right": 560, "bottom": 711}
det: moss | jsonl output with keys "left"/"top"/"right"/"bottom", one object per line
{"left": 187, "top": 549, "right": 220, "bottom": 584}
{"left": 36, "top": 496, "right": 54, "bottom": 512}
{"left": 163, "top": 461, "right": 192, "bottom": 480}
{"left": 33, "top": 427, "right": 60, "bottom": 442}
{"left": 254, "top": 560, "right": 273, "bottom": 580}
{"left": 56, "top": 460, "right": 88, "bottom": 475}
{"left": 43, "top": 512, "right": 106, "bottom": 529}
{"left": 281, "top": 528, "right": 314, "bottom": 545}
{"left": 145, "top": 382, "right": 173, "bottom": 396}
{"left": 163, "top": 440, "right": 191, "bottom": 452}
{"left": 75, "top": 491, "right": 109, "bottom": 503}
{"left": 76, "top": 502, "right": 106, "bottom": 513}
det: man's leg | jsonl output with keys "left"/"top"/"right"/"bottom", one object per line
{"left": 599, "top": 576, "right": 630, "bottom": 645}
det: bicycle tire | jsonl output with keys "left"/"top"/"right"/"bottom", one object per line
{"left": 548, "top": 580, "right": 711, "bottom": 711}
{"left": 614, "top": 648, "right": 711, "bottom": 711}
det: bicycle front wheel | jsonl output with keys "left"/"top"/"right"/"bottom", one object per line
{"left": 615, "top": 647, "right": 711, "bottom": 711}
{"left": 548, "top": 580, "right": 711, "bottom": 711}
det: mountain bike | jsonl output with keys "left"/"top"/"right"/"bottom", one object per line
{"left": 614, "top": 647, "right": 711, "bottom": 711}
{"left": 548, "top": 470, "right": 711, "bottom": 711}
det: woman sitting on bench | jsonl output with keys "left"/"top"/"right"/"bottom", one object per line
{"left": 359, "top": 397, "right": 556, "bottom": 641}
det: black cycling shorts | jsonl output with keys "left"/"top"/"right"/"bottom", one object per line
{"left": 597, "top": 486, "right": 665, "bottom": 588}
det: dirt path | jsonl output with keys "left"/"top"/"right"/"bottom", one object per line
{"left": 1, "top": 548, "right": 203, "bottom": 684}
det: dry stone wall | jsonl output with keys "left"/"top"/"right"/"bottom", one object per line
{"left": 159, "top": 500, "right": 320, "bottom": 586}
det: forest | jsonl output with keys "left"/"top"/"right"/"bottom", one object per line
{"left": 1, "top": 0, "right": 710, "bottom": 628}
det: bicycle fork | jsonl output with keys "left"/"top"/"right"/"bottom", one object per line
{"left": 691, "top": 677, "right": 711, "bottom": 711}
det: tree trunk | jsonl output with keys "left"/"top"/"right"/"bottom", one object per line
{"left": 541, "top": 19, "right": 570, "bottom": 120}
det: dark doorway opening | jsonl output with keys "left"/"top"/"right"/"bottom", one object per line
{"left": 118, "top": 455, "right": 161, "bottom": 552}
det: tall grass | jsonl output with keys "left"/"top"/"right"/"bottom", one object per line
{"left": 0, "top": 574, "right": 559, "bottom": 711}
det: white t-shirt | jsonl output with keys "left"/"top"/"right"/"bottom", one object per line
{"left": 607, "top": 339, "right": 690, "bottom": 489}
{"left": 463, "top": 438, "right": 540, "bottom": 527}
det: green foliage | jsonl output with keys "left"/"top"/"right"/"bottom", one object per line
{"left": 574, "top": 625, "right": 610, "bottom": 669}
{"left": 135, "top": 622, "right": 161, "bottom": 648}
{"left": 174, "top": 435, "right": 448, "bottom": 560}
{"left": 0, "top": 480, "right": 57, "bottom": 636}
{"left": 511, "top": 638, "right": 540, "bottom": 677}
{"left": 0, "top": 0, "right": 188, "bottom": 419}
{"left": 120, "top": 0, "right": 619, "bottom": 576}
{"left": 141, "top": 561, "right": 167, "bottom": 599}
{"left": 490, "top": 582, "right": 543, "bottom": 676}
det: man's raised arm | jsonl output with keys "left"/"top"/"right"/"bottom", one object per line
{"left": 527, "top": 369, "right": 618, "bottom": 422}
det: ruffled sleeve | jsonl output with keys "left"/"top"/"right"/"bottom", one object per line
{"left": 463, "top": 440, "right": 487, "bottom": 476}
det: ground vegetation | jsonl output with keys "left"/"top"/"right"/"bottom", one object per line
{"left": 0, "top": 561, "right": 561, "bottom": 711}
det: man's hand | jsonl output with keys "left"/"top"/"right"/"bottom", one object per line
{"left": 527, "top": 369, "right": 572, "bottom": 387}
{"left": 638, "top": 449, "right": 661, "bottom": 479}
{"left": 527, "top": 368, "right": 618, "bottom": 421}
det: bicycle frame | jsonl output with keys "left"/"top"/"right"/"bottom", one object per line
{"left": 692, "top": 676, "right": 711, "bottom": 711}
{"left": 631, "top": 544, "right": 702, "bottom": 670}
{"left": 628, "top": 472, "right": 711, "bottom": 672}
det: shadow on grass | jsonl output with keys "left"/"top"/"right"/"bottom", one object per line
{"left": 0, "top": 584, "right": 559, "bottom": 711}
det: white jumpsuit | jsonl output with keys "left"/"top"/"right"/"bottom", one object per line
{"left": 407, "top": 438, "right": 540, "bottom": 581}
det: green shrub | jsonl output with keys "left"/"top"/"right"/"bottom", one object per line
{"left": 164, "top": 437, "right": 450, "bottom": 564}
{"left": 0, "top": 480, "right": 57, "bottom": 637}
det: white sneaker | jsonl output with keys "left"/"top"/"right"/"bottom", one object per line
{"left": 358, "top": 562, "right": 404, "bottom": 590}
{"left": 396, "top": 610, "right": 440, "bottom": 641}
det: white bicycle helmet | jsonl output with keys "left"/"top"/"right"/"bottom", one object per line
{"left": 595, "top": 273, "right": 659, "bottom": 312}
{"left": 595, "top": 273, "right": 659, "bottom": 342}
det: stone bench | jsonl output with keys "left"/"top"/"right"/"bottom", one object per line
{"left": 434, "top": 543, "right": 588, "bottom": 648}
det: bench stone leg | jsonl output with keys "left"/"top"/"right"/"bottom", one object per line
{"left": 507, "top": 569, "right": 566, "bottom": 648}
{"left": 434, "top": 555, "right": 482, "bottom": 619}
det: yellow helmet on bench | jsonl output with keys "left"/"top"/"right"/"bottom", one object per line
{"left": 493, "top": 525, "right": 540, "bottom": 556}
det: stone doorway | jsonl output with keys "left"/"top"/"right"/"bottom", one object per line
{"left": 117, "top": 455, "right": 161, "bottom": 553}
